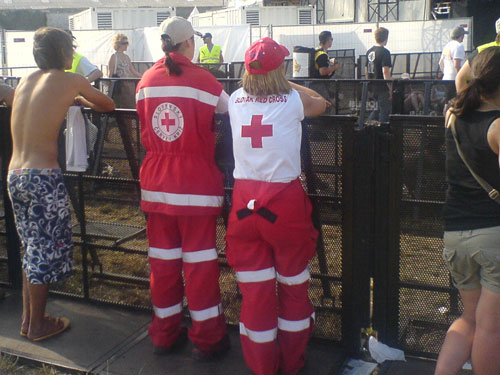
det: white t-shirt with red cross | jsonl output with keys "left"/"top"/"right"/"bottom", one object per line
{"left": 228, "top": 88, "right": 304, "bottom": 183}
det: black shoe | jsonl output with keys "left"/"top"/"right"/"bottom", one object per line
{"left": 153, "top": 327, "right": 188, "bottom": 355}
{"left": 192, "top": 334, "right": 230, "bottom": 361}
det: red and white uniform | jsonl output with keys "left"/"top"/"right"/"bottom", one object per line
{"left": 136, "top": 53, "right": 226, "bottom": 351}
{"left": 227, "top": 87, "right": 318, "bottom": 375}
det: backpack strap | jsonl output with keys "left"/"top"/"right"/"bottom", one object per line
{"left": 448, "top": 113, "right": 500, "bottom": 203}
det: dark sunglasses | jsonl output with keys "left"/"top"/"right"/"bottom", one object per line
{"left": 120, "top": 41, "right": 129, "bottom": 45}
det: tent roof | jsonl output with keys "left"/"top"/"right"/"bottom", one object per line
{"left": 0, "top": 0, "right": 223, "bottom": 9}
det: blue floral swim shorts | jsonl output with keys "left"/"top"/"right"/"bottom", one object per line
{"left": 8, "top": 168, "right": 74, "bottom": 284}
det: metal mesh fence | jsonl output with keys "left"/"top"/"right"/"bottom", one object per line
{"left": 132, "top": 62, "right": 230, "bottom": 78}
{"left": 0, "top": 82, "right": 463, "bottom": 357}
{"left": 0, "top": 106, "right": 13, "bottom": 287}
{"left": 39, "top": 110, "right": 353, "bottom": 342}
{"left": 230, "top": 48, "right": 356, "bottom": 79}
{"left": 394, "top": 116, "right": 459, "bottom": 357}
{"left": 301, "top": 116, "right": 354, "bottom": 340}
{"left": 358, "top": 52, "right": 443, "bottom": 79}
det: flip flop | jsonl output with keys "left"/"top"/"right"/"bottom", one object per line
{"left": 20, "top": 314, "right": 48, "bottom": 337}
{"left": 29, "top": 317, "right": 70, "bottom": 342}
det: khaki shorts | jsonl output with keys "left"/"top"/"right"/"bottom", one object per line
{"left": 443, "top": 226, "right": 500, "bottom": 293}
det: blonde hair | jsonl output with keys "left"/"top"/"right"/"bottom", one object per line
{"left": 112, "top": 33, "right": 128, "bottom": 51}
{"left": 242, "top": 62, "right": 291, "bottom": 96}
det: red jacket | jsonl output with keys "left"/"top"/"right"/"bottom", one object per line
{"left": 136, "top": 53, "right": 224, "bottom": 215}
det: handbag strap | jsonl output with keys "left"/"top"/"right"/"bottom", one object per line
{"left": 448, "top": 114, "right": 500, "bottom": 203}
{"left": 113, "top": 52, "right": 119, "bottom": 76}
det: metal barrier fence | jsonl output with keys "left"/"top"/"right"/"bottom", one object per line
{"left": 129, "top": 49, "right": 356, "bottom": 80}
{"left": 390, "top": 116, "right": 454, "bottom": 358}
{"left": 132, "top": 62, "right": 230, "bottom": 78}
{"left": 346, "top": 118, "right": 455, "bottom": 358}
{"left": 0, "top": 92, "right": 459, "bottom": 359}
{"left": 0, "top": 107, "right": 358, "bottom": 346}
{"left": 94, "top": 77, "right": 456, "bottom": 122}
{"left": 229, "top": 49, "right": 356, "bottom": 79}
{"left": 357, "top": 51, "right": 471, "bottom": 79}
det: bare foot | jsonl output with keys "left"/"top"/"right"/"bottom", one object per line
{"left": 27, "top": 316, "right": 70, "bottom": 341}
{"left": 20, "top": 319, "right": 29, "bottom": 337}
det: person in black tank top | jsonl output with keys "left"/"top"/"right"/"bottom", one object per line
{"left": 436, "top": 46, "right": 500, "bottom": 375}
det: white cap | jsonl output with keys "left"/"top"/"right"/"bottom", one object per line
{"left": 159, "top": 16, "right": 202, "bottom": 45}
{"left": 496, "top": 17, "right": 500, "bottom": 34}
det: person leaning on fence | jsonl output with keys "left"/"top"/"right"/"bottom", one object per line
{"left": 456, "top": 17, "right": 500, "bottom": 92}
{"left": 365, "top": 27, "right": 392, "bottom": 123}
{"left": 64, "top": 30, "right": 103, "bottom": 84}
{"left": 435, "top": 46, "right": 500, "bottom": 375}
{"left": 135, "top": 16, "right": 230, "bottom": 359}
{"left": 226, "top": 37, "right": 327, "bottom": 375}
{"left": 7, "top": 27, "right": 114, "bottom": 342}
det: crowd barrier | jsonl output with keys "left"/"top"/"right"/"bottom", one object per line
{"left": 0, "top": 100, "right": 456, "bottom": 358}
{"left": 357, "top": 51, "right": 472, "bottom": 79}
{"left": 95, "top": 77, "right": 456, "bottom": 125}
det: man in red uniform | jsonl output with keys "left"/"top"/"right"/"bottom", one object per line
{"left": 135, "top": 16, "right": 230, "bottom": 358}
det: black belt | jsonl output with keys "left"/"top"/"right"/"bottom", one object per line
{"left": 236, "top": 207, "right": 277, "bottom": 223}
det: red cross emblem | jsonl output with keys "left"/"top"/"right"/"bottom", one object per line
{"left": 241, "top": 115, "right": 273, "bottom": 148}
{"left": 161, "top": 112, "right": 176, "bottom": 132}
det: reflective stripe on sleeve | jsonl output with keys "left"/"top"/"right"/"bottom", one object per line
{"left": 149, "top": 246, "right": 182, "bottom": 260}
{"left": 182, "top": 248, "right": 218, "bottom": 263}
{"left": 153, "top": 302, "right": 183, "bottom": 319}
{"left": 235, "top": 267, "right": 276, "bottom": 283}
{"left": 136, "top": 86, "right": 220, "bottom": 107}
{"left": 278, "top": 312, "right": 315, "bottom": 332}
{"left": 190, "top": 303, "right": 223, "bottom": 322}
{"left": 239, "top": 322, "right": 277, "bottom": 343}
{"left": 276, "top": 267, "right": 310, "bottom": 286}
{"left": 142, "top": 189, "right": 224, "bottom": 208}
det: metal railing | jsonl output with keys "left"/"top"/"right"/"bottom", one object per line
{"left": 0, "top": 88, "right": 457, "bottom": 359}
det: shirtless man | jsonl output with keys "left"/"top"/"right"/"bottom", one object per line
{"left": 8, "top": 27, "right": 114, "bottom": 341}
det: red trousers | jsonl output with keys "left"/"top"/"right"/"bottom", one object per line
{"left": 226, "top": 179, "right": 318, "bottom": 375}
{"left": 147, "top": 213, "right": 226, "bottom": 351}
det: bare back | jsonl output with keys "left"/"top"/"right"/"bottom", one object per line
{"left": 9, "top": 69, "right": 114, "bottom": 170}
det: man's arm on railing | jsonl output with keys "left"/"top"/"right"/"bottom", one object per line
{"left": 289, "top": 82, "right": 327, "bottom": 117}
{"left": 87, "top": 69, "right": 103, "bottom": 84}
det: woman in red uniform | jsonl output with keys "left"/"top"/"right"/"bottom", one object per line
{"left": 226, "top": 37, "right": 327, "bottom": 375}
{"left": 135, "top": 17, "right": 229, "bottom": 358}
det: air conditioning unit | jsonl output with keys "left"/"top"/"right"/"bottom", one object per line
{"left": 298, "top": 8, "right": 313, "bottom": 24}
{"left": 191, "top": 5, "right": 316, "bottom": 27}
{"left": 69, "top": 7, "right": 176, "bottom": 30}
{"left": 246, "top": 9, "right": 260, "bottom": 25}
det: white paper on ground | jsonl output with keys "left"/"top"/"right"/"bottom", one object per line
{"left": 341, "top": 359, "right": 378, "bottom": 375}
{"left": 66, "top": 106, "right": 88, "bottom": 172}
{"left": 368, "top": 336, "right": 406, "bottom": 363}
